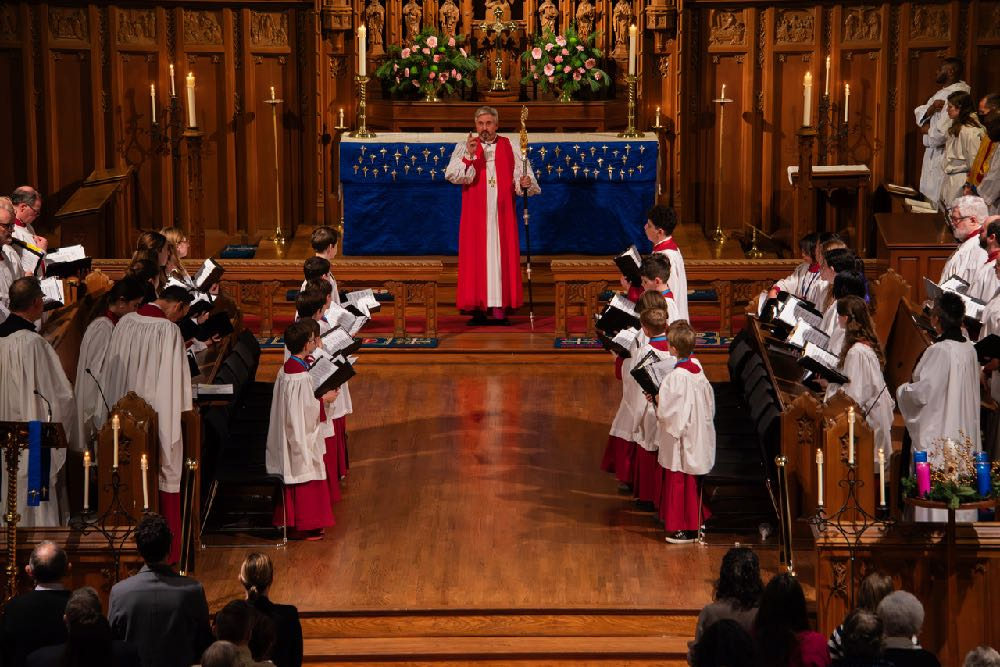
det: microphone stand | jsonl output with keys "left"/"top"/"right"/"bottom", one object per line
{"left": 519, "top": 106, "right": 535, "bottom": 331}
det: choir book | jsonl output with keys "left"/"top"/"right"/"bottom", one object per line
{"left": 309, "top": 354, "right": 356, "bottom": 398}
{"left": 193, "top": 258, "right": 226, "bottom": 292}
{"left": 629, "top": 348, "right": 675, "bottom": 400}
{"left": 322, "top": 326, "right": 363, "bottom": 357}
{"left": 797, "top": 342, "right": 850, "bottom": 385}
{"left": 614, "top": 245, "right": 643, "bottom": 288}
{"left": 595, "top": 294, "right": 641, "bottom": 335}
{"left": 343, "top": 289, "right": 381, "bottom": 316}
{"left": 597, "top": 326, "right": 639, "bottom": 358}
{"left": 923, "top": 276, "right": 985, "bottom": 321}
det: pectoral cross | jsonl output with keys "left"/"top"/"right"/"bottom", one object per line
{"left": 488, "top": 176, "right": 497, "bottom": 187}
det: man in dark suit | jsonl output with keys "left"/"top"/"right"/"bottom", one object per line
{"left": 108, "top": 512, "right": 213, "bottom": 667}
{"left": 0, "top": 540, "right": 72, "bottom": 667}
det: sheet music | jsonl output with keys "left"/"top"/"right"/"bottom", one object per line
{"left": 924, "top": 276, "right": 985, "bottom": 320}
{"left": 193, "top": 258, "right": 224, "bottom": 291}
{"left": 777, "top": 296, "right": 823, "bottom": 329}
{"left": 330, "top": 307, "right": 368, "bottom": 336}
{"left": 321, "top": 326, "right": 356, "bottom": 355}
{"left": 612, "top": 327, "right": 639, "bottom": 351}
{"left": 343, "top": 289, "right": 380, "bottom": 316}
{"left": 620, "top": 245, "right": 641, "bottom": 269}
{"left": 787, "top": 320, "right": 831, "bottom": 349}
{"left": 609, "top": 293, "right": 639, "bottom": 318}
{"left": 633, "top": 347, "right": 676, "bottom": 391}
{"left": 308, "top": 355, "right": 337, "bottom": 395}
{"left": 939, "top": 274, "right": 970, "bottom": 293}
{"left": 802, "top": 341, "right": 839, "bottom": 368}
{"left": 39, "top": 277, "right": 64, "bottom": 304}
{"left": 44, "top": 244, "right": 85, "bottom": 265}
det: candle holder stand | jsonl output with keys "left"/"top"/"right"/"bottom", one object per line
{"left": 710, "top": 91, "right": 734, "bottom": 245}
{"left": 349, "top": 75, "right": 377, "bottom": 139}
{"left": 151, "top": 95, "right": 186, "bottom": 159}
{"left": 618, "top": 75, "right": 645, "bottom": 138}
{"left": 816, "top": 93, "right": 849, "bottom": 165}
{"left": 264, "top": 94, "right": 286, "bottom": 246}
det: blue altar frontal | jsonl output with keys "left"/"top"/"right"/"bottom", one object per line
{"left": 339, "top": 132, "right": 659, "bottom": 256}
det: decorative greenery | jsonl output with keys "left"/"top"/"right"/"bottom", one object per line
{"left": 901, "top": 433, "right": 998, "bottom": 509}
{"left": 375, "top": 29, "right": 480, "bottom": 100}
{"left": 520, "top": 24, "right": 609, "bottom": 101}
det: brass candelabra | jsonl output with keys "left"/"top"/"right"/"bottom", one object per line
{"left": 264, "top": 92, "right": 286, "bottom": 246}
{"left": 618, "top": 75, "right": 644, "bottom": 138}
{"left": 348, "top": 75, "right": 376, "bottom": 139}
{"left": 711, "top": 89, "right": 734, "bottom": 244}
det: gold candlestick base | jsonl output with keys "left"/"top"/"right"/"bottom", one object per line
{"left": 348, "top": 75, "right": 377, "bottom": 139}
{"left": 618, "top": 75, "right": 645, "bottom": 138}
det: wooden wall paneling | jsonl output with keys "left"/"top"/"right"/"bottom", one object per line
{"left": 0, "top": 5, "right": 29, "bottom": 191}
{"left": 305, "top": 9, "right": 327, "bottom": 228}
{"left": 970, "top": 1, "right": 1000, "bottom": 99}
{"left": 756, "top": 8, "right": 774, "bottom": 235}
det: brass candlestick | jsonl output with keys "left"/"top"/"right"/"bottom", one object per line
{"left": 711, "top": 89, "right": 734, "bottom": 244}
{"left": 479, "top": 5, "right": 517, "bottom": 92}
{"left": 349, "top": 75, "right": 376, "bottom": 139}
{"left": 618, "top": 75, "right": 644, "bottom": 138}
{"left": 264, "top": 92, "right": 286, "bottom": 246}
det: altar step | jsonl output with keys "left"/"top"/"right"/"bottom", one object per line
{"left": 299, "top": 610, "right": 695, "bottom": 666}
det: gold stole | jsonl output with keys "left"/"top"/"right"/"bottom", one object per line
{"left": 969, "top": 138, "right": 998, "bottom": 187}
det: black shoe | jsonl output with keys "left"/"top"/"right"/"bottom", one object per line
{"left": 616, "top": 482, "right": 633, "bottom": 494}
{"left": 467, "top": 312, "right": 489, "bottom": 326}
{"left": 491, "top": 318, "right": 512, "bottom": 326}
{"left": 634, "top": 500, "right": 656, "bottom": 512}
{"left": 665, "top": 530, "right": 697, "bottom": 544}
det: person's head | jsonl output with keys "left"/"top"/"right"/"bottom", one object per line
{"left": 932, "top": 291, "right": 965, "bottom": 334}
{"left": 161, "top": 226, "right": 190, "bottom": 261}
{"left": 296, "top": 288, "right": 328, "bottom": 321}
{"left": 62, "top": 586, "right": 113, "bottom": 664}
{"left": 135, "top": 230, "right": 169, "bottom": 267}
{"left": 981, "top": 94, "right": 1000, "bottom": 140}
{"left": 303, "top": 256, "right": 332, "bottom": 282}
{"left": 815, "top": 232, "right": 841, "bottom": 262}
{"left": 640, "top": 253, "right": 672, "bottom": 291}
{"left": 753, "top": 572, "right": 809, "bottom": 666}
{"left": 26, "top": 540, "right": 68, "bottom": 584}
{"left": 964, "top": 646, "right": 1000, "bottom": 667}
{"left": 9, "top": 277, "right": 44, "bottom": 320}
{"left": 936, "top": 56, "right": 963, "bottom": 85}
{"left": 981, "top": 219, "right": 1000, "bottom": 252}
{"left": 214, "top": 599, "right": 254, "bottom": 644}
{"left": 840, "top": 609, "right": 883, "bottom": 660}
{"left": 248, "top": 610, "right": 277, "bottom": 661}
{"left": 636, "top": 289, "right": 667, "bottom": 316}
{"left": 240, "top": 552, "right": 274, "bottom": 600}
{"left": 134, "top": 512, "right": 172, "bottom": 564}
{"left": 474, "top": 106, "right": 499, "bottom": 142}
{"left": 645, "top": 205, "right": 677, "bottom": 242}
{"left": 10, "top": 186, "right": 42, "bottom": 226}
{"left": 667, "top": 319, "right": 696, "bottom": 359}
{"left": 690, "top": 619, "right": 758, "bottom": 667}
{"left": 798, "top": 233, "right": 820, "bottom": 264}
{"left": 200, "top": 640, "right": 242, "bottom": 667}
{"left": 947, "top": 90, "right": 979, "bottom": 134}
{"left": 714, "top": 546, "right": 763, "bottom": 611}
{"left": 284, "top": 319, "right": 318, "bottom": 356}
{"left": 106, "top": 277, "right": 147, "bottom": 317}
{"left": 304, "top": 277, "right": 334, "bottom": 306}
{"left": 837, "top": 295, "right": 883, "bottom": 368}
{"left": 876, "top": 590, "right": 925, "bottom": 639}
{"left": 950, "top": 195, "right": 990, "bottom": 239}
{"left": 311, "top": 226, "right": 341, "bottom": 259}
{"left": 155, "top": 285, "right": 194, "bottom": 322}
{"left": 821, "top": 247, "right": 857, "bottom": 282}
{"left": 639, "top": 305, "right": 668, "bottom": 338}
{"left": 832, "top": 270, "right": 867, "bottom": 301}
{"left": 0, "top": 200, "right": 13, "bottom": 247}
{"left": 127, "top": 257, "right": 159, "bottom": 284}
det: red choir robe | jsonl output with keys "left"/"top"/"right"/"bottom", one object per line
{"left": 631, "top": 337, "right": 672, "bottom": 505}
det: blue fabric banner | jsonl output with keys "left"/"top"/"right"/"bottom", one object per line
{"left": 340, "top": 134, "right": 658, "bottom": 256}
{"left": 27, "top": 420, "right": 43, "bottom": 506}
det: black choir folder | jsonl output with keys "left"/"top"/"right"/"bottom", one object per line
{"left": 193, "top": 258, "right": 226, "bottom": 292}
{"left": 614, "top": 245, "right": 643, "bottom": 288}
{"left": 975, "top": 334, "right": 1000, "bottom": 363}
{"left": 309, "top": 355, "right": 356, "bottom": 398}
{"left": 597, "top": 326, "right": 639, "bottom": 358}
{"left": 595, "top": 294, "right": 640, "bottom": 335}
{"left": 43, "top": 244, "right": 92, "bottom": 278}
{"left": 797, "top": 342, "right": 850, "bottom": 385}
{"left": 629, "top": 348, "right": 675, "bottom": 398}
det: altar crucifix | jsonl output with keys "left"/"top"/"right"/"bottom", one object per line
{"left": 479, "top": 4, "right": 518, "bottom": 92}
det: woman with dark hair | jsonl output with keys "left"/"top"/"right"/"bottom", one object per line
{"left": 832, "top": 609, "right": 892, "bottom": 667}
{"left": 240, "top": 552, "right": 303, "bottom": 667}
{"left": 692, "top": 547, "right": 763, "bottom": 646}
{"left": 691, "top": 619, "right": 759, "bottom": 667}
{"left": 940, "top": 91, "right": 985, "bottom": 208}
{"left": 753, "top": 573, "right": 831, "bottom": 667}
{"left": 828, "top": 572, "right": 895, "bottom": 659}
{"left": 131, "top": 231, "right": 169, "bottom": 295}
{"left": 820, "top": 269, "right": 868, "bottom": 355}
{"left": 126, "top": 258, "right": 160, "bottom": 304}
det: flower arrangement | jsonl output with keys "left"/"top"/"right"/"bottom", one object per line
{"left": 901, "top": 433, "right": 999, "bottom": 509}
{"left": 520, "top": 25, "right": 610, "bottom": 101}
{"left": 375, "top": 29, "right": 480, "bottom": 101}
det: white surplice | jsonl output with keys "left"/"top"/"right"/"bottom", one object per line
{"left": 445, "top": 140, "right": 539, "bottom": 308}
{"left": 819, "top": 301, "right": 847, "bottom": 356}
{"left": 979, "top": 141, "right": 1000, "bottom": 215}
{"left": 896, "top": 337, "right": 980, "bottom": 522}
{"left": 915, "top": 80, "right": 972, "bottom": 203}
{"left": 757, "top": 264, "right": 829, "bottom": 315}
{"left": 265, "top": 367, "right": 327, "bottom": 485}
{"left": 11, "top": 223, "right": 42, "bottom": 275}
{"left": 655, "top": 359, "right": 716, "bottom": 475}
{"left": 825, "top": 343, "right": 895, "bottom": 462}
{"left": 302, "top": 277, "right": 353, "bottom": 421}
{"left": 941, "top": 234, "right": 988, "bottom": 286}
{"left": 633, "top": 345, "right": 677, "bottom": 452}
{"left": 0, "top": 244, "right": 21, "bottom": 324}
{"left": 654, "top": 241, "right": 689, "bottom": 322}
{"left": 0, "top": 330, "right": 79, "bottom": 527}
{"left": 967, "top": 257, "right": 1000, "bottom": 303}
{"left": 100, "top": 311, "right": 192, "bottom": 493}
{"left": 609, "top": 331, "right": 650, "bottom": 442}
{"left": 939, "top": 123, "right": 987, "bottom": 207}
{"left": 75, "top": 315, "right": 114, "bottom": 448}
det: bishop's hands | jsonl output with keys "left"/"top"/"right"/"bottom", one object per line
{"left": 465, "top": 132, "right": 478, "bottom": 160}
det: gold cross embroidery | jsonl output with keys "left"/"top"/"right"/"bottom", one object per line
{"left": 488, "top": 176, "right": 497, "bottom": 187}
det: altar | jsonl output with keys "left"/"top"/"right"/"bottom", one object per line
{"left": 339, "top": 132, "right": 658, "bottom": 256}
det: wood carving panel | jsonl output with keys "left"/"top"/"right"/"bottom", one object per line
{"left": 909, "top": 4, "right": 950, "bottom": 41}
{"left": 0, "top": 7, "right": 18, "bottom": 42}
{"left": 708, "top": 10, "right": 746, "bottom": 47}
{"left": 250, "top": 11, "right": 289, "bottom": 48}
{"left": 183, "top": 10, "right": 223, "bottom": 46}
{"left": 48, "top": 8, "right": 89, "bottom": 43}
{"left": 843, "top": 6, "right": 881, "bottom": 43}
{"left": 980, "top": 4, "right": 1000, "bottom": 40}
{"left": 775, "top": 9, "right": 814, "bottom": 45}
{"left": 117, "top": 9, "right": 156, "bottom": 45}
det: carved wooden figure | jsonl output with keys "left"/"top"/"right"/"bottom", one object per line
{"left": 366, "top": 0, "right": 386, "bottom": 56}
{"left": 611, "top": 0, "right": 633, "bottom": 56}
{"left": 576, "top": 0, "right": 596, "bottom": 41}
{"left": 538, "top": 0, "right": 558, "bottom": 35}
{"left": 439, "top": 0, "right": 460, "bottom": 38}
{"left": 403, "top": 0, "right": 423, "bottom": 42}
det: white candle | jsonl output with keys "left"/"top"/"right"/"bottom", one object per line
{"left": 627, "top": 25, "right": 637, "bottom": 75}
{"left": 844, "top": 83, "right": 850, "bottom": 123}
{"left": 83, "top": 450, "right": 91, "bottom": 511}
{"left": 878, "top": 447, "right": 886, "bottom": 506}
{"left": 847, "top": 406, "right": 855, "bottom": 465}
{"left": 358, "top": 25, "right": 367, "bottom": 76}
{"left": 824, "top": 55, "right": 831, "bottom": 96}
{"left": 169, "top": 63, "right": 176, "bottom": 97}
{"left": 338, "top": 108, "right": 345, "bottom": 126}
{"left": 803, "top": 71, "right": 813, "bottom": 126}
{"left": 721, "top": 83, "right": 726, "bottom": 100}
{"left": 150, "top": 84, "right": 156, "bottom": 124}
{"left": 141, "top": 453, "right": 149, "bottom": 511}
{"left": 112, "top": 414, "right": 120, "bottom": 469}
{"left": 816, "top": 448, "right": 824, "bottom": 507}
{"left": 654, "top": 106, "right": 661, "bottom": 126}
{"left": 185, "top": 72, "right": 197, "bottom": 128}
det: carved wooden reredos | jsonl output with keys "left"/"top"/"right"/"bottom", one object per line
{"left": 0, "top": 1, "right": 996, "bottom": 249}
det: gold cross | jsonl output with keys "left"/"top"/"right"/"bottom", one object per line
{"left": 488, "top": 176, "right": 497, "bottom": 186}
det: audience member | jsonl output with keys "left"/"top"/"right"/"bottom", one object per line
{"left": 753, "top": 572, "right": 831, "bottom": 667}
{"left": 828, "top": 572, "right": 894, "bottom": 659}
{"left": 0, "top": 541, "right": 71, "bottom": 667}
{"left": 689, "top": 618, "right": 757, "bottom": 667}
{"left": 108, "top": 513, "right": 213, "bottom": 667}
{"left": 248, "top": 613, "right": 278, "bottom": 665}
{"left": 876, "top": 591, "right": 941, "bottom": 667}
{"left": 199, "top": 641, "right": 242, "bottom": 667}
{"left": 692, "top": 546, "right": 762, "bottom": 648}
{"left": 240, "top": 552, "right": 303, "bottom": 667}
{"left": 213, "top": 600, "right": 271, "bottom": 666}
{"left": 25, "top": 586, "right": 140, "bottom": 667}
{"left": 831, "top": 609, "right": 891, "bottom": 667}
{"left": 964, "top": 646, "right": 1000, "bottom": 667}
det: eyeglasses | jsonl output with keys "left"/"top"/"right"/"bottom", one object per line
{"left": 949, "top": 214, "right": 972, "bottom": 225}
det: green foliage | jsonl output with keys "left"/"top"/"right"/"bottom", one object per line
{"left": 520, "top": 24, "right": 610, "bottom": 100}
{"left": 375, "top": 29, "right": 480, "bottom": 99}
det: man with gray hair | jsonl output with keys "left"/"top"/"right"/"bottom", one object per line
{"left": 940, "top": 194, "right": 990, "bottom": 286}
{"left": 0, "top": 198, "right": 23, "bottom": 323}
{"left": 876, "top": 590, "right": 941, "bottom": 667}
{"left": 445, "top": 106, "right": 540, "bottom": 325}
{"left": 0, "top": 541, "right": 72, "bottom": 667}
{"left": 915, "top": 57, "right": 970, "bottom": 205}
{"left": 965, "top": 646, "right": 1000, "bottom": 667}
{"left": 9, "top": 186, "right": 47, "bottom": 275}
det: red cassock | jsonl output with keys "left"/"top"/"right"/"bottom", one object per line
{"left": 455, "top": 136, "right": 523, "bottom": 312}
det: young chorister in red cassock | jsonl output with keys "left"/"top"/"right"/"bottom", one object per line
{"left": 624, "top": 206, "right": 688, "bottom": 321}
{"left": 630, "top": 306, "right": 673, "bottom": 506}
{"left": 265, "top": 319, "right": 338, "bottom": 540}
{"left": 653, "top": 320, "right": 716, "bottom": 544}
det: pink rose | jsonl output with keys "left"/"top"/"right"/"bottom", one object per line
{"left": 594, "top": 71, "right": 602, "bottom": 80}
{"left": 576, "top": 45, "right": 584, "bottom": 51}
{"left": 439, "top": 74, "right": 447, "bottom": 82}
{"left": 533, "top": 73, "right": 539, "bottom": 79}
{"left": 422, "top": 47, "right": 430, "bottom": 54}
{"left": 573, "top": 72, "right": 582, "bottom": 80}
{"left": 404, "top": 67, "right": 410, "bottom": 77}
{"left": 548, "top": 76, "right": 555, "bottom": 83}
{"left": 451, "top": 69, "right": 458, "bottom": 76}
{"left": 456, "top": 72, "right": 462, "bottom": 80}
{"left": 555, "top": 35, "right": 567, "bottom": 46}
{"left": 561, "top": 48, "right": 569, "bottom": 55}
{"left": 460, "top": 47, "right": 467, "bottom": 56}
{"left": 531, "top": 47, "right": 542, "bottom": 60}
{"left": 426, "top": 36, "right": 438, "bottom": 48}
{"left": 401, "top": 48, "right": 411, "bottom": 58}
{"left": 433, "top": 54, "right": 440, "bottom": 62}
{"left": 429, "top": 71, "right": 436, "bottom": 79}
{"left": 585, "top": 58, "right": 596, "bottom": 69}
{"left": 578, "top": 67, "right": 585, "bottom": 74}
{"left": 563, "top": 65, "right": 572, "bottom": 73}
{"left": 393, "top": 63, "right": 399, "bottom": 72}
{"left": 543, "top": 63, "right": 555, "bottom": 76}
{"left": 545, "top": 43, "right": 554, "bottom": 51}
{"left": 554, "top": 55, "right": 563, "bottom": 63}
{"left": 448, "top": 37, "right": 456, "bottom": 47}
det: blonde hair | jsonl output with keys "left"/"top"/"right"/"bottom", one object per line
{"left": 667, "top": 319, "right": 696, "bottom": 357}
{"left": 239, "top": 552, "right": 274, "bottom": 600}
{"left": 160, "top": 227, "right": 190, "bottom": 280}
{"left": 0, "top": 196, "right": 13, "bottom": 216}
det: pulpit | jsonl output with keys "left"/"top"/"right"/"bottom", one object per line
{"left": 789, "top": 162, "right": 872, "bottom": 256}
{"left": 54, "top": 166, "right": 137, "bottom": 259}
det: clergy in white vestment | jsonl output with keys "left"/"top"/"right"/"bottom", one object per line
{"left": 0, "top": 203, "right": 23, "bottom": 324}
{"left": 939, "top": 195, "right": 990, "bottom": 286}
{"left": 979, "top": 271, "right": 1000, "bottom": 462}
{"left": 938, "top": 91, "right": 986, "bottom": 209}
{"left": 75, "top": 277, "right": 147, "bottom": 448}
{"left": 10, "top": 187, "right": 49, "bottom": 276}
{"left": 968, "top": 219, "right": 1000, "bottom": 302}
{"left": 100, "top": 285, "right": 193, "bottom": 561}
{"left": 897, "top": 292, "right": 981, "bottom": 522}
{"left": 0, "top": 278, "right": 79, "bottom": 527}
{"left": 914, "top": 58, "right": 971, "bottom": 204}
{"left": 968, "top": 94, "right": 1000, "bottom": 215}
{"left": 823, "top": 296, "right": 895, "bottom": 464}
{"left": 446, "top": 107, "right": 540, "bottom": 324}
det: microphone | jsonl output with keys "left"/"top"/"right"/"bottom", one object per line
{"left": 11, "top": 237, "right": 45, "bottom": 257}
{"left": 86, "top": 368, "right": 112, "bottom": 416}
{"left": 33, "top": 389, "right": 52, "bottom": 423}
